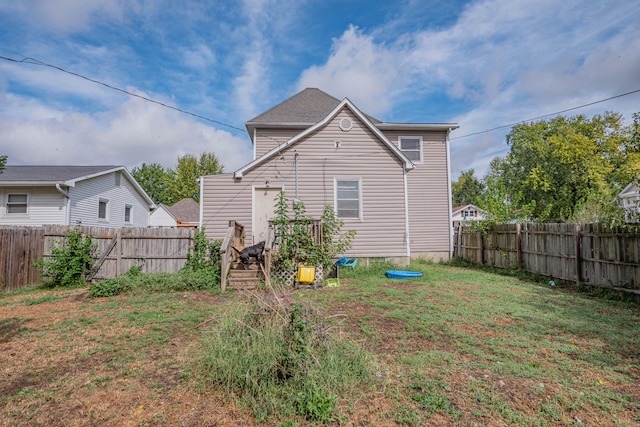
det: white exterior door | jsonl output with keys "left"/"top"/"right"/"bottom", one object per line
{"left": 253, "top": 187, "right": 280, "bottom": 244}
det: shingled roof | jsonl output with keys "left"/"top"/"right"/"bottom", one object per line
{"left": 0, "top": 165, "right": 120, "bottom": 183}
{"left": 244, "top": 88, "right": 381, "bottom": 139}
{"left": 165, "top": 198, "right": 200, "bottom": 223}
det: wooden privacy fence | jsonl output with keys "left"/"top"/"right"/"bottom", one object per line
{"left": 454, "top": 223, "right": 640, "bottom": 295}
{"left": 1, "top": 225, "right": 196, "bottom": 292}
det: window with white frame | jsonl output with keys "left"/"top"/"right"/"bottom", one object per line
{"left": 336, "top": 178, "right": 361, "bottom": 219}
{"left": 463, "top": 209, "right": 477, "bottom": 218}
{"left": 7, "top": 193, "right": 28, "bottom": 214}
{"left": 399, "top": 136, "right": 423, "bottom": 163}
{"left": 98, "top": 199, "right": 109, "bottom": 220}
{"left": 124, "top": 204, "right": 132, "bottom": 223}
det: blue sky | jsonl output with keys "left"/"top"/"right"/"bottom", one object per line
{"left": 1, "top": 0, "right": 639, "bottom": 179}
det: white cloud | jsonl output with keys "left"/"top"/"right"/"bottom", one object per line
{"left": 182, "top": 44, "right": 216, "bottom": 70}
{"left": 28, "top": 0, "right": 127, "bottom": 33}
{"left": 0, "top": 92, "right": 253, "bottom": 172}
{"left": 297, "top": 25, "right": 402, "bottom": 116}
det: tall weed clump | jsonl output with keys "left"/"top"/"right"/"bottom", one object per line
{"left": 198, "top": 293, "right": 372, "bottom": 423}
{"left": 35, "top": 227, "right": 96, "bottom": 288}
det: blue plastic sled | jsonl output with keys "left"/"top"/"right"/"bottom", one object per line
{"left": 385, "top": 270, "right": 423, "bottom": 279}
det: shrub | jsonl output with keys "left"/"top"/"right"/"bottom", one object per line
{"left": 35, "top": 227, "right": 96, "bottom": 288}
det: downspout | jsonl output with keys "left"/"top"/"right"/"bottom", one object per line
{"left": 403, "top": 168, "right": 411, "bottom": 260}
{"left": 445, "top": 128, "right": 454, "bottom": 258}
{"left": 56, "top": 184, "right": 71, "bottom": 225}
{"left": 198, "top": 177, "right": 204, "bottom": 229}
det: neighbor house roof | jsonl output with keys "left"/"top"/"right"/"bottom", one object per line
{"left": 165, "top": 198, "right": 199, "bottom": 223}
{"left": 452, "top": 204, "right": 484, "bottom": 215}
{"left": 0, "top": 165, "right": 155, "bottom": 207}
{"left": 0, "top": 165, "right": 120, "bottom": 184}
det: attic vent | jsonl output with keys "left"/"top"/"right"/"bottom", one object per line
{"left": 339, "top": 118, "right": 353, "bottom": 131}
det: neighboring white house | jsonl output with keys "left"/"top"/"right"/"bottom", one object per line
{"left": 150, "top": 198, "right": 199, "bottom": 228}
{"left": 0, "top": 165, "right": 155, "bottom": 227}
{"left": 452, "top": 204, "right": 486, "bottom": 225}
{"left": 618, "top": 182, "right": 640, "bottom": 220}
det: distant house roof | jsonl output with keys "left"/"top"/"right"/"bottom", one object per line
{"left": 452, "top": 204, "right": 484, "bottom": 215}
{"left": 165, "top": 198, "right": 200, "bottom": 223}
{"left": 0, "top": 165, "right": 120, "bottom": 184}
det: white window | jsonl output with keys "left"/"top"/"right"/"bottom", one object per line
{"left": 7, "top": 193, "right": 28, "bottom": 214}
{"left": 115, "top": 172, "right": 121, "bottom": 187}
{"left": 399, "top": 136, "right": 423, "bottom": 163}
{"left": 336, "top": 178, "right": 361, "bottom": 219}
{"left": 124, "top": 204, "right": 132, "bottom": 223}
{"left": 98, "top": 199, "right": 109, "bottom": 220}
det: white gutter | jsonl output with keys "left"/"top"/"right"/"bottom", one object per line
{"left": 446, "top": 128, "right": 454, "bottom": 257}
{"left": 404, "top": 168, "right": 411, "bottom": 259}
{"left": 55, "top": 184, "right": 71, "bottom": 226}
{"left": 198, "top": 176, "right": 204, "bottom": 229}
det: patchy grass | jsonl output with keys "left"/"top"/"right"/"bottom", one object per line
{"left": 0, "top": 262, "right": 638, "bottom": 426}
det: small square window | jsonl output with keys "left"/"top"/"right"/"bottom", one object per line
{"left": 399, "top": 137, "right": 423, "bottom": 163}
{"left": 7, "top": 194, "right": 28, "bottom": 214}
{"left": 98, "top": 199, "right": 109, "bottom": 220}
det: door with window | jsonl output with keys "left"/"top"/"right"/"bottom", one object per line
{"left": 253, "top": 187, "right": 281, "bottom": 244}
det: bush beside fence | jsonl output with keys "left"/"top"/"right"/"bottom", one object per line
{"left": 1, "top": 225, "right": 195, "bottom": 292}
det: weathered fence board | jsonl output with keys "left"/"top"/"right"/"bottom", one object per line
{"left": 1, "top": 225, "right": 196, "bottom": 292}
{"left": 454, "top": 223, "right": 640, "bottom": 295}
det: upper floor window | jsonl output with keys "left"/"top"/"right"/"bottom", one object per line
{"left": 399, "top": 136, "right": 423, "bottom": 163}
{"left": 98, "top": 198, "right": 109, "bottom": 220}
{"left": 463, "top": 209, "right": 477, "bottom": 218}
{"left": 7, "top": 194, "right": 28, "bottom": 214}
{"left": 124, "top": 204, "right": 132, "bottom": 223}
{"left": 336, "top": 178, "right": 361, "bottom": 219}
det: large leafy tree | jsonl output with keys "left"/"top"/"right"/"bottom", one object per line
{"left": 131, "top": 163, "right": 170, "bottom": 204}
{"left": 165, "top": 152, "right": 224, "bottom": 204}
{"left": 452, "top": 169, "right": 485, "bottom": 206}
{"left": 488, "top": 112, "right": 639, "bottom": 222}
{"left": 0, "top": 155, "right": 7, "bottom": 170}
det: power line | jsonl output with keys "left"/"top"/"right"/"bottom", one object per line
{"left": 0, "top": 53, "right": 248, "bottom": 133}
{"left": 450, "top": 88, "right": 640, "bottom": 141}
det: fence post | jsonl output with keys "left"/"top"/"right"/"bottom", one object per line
{"left": 479, "top": 231, "right": 485, "bottom": 265}
{"left": 574, "top": 224, "right": 582, "bottom": 285}
{"left": 516, "top": 223, "right": 522, "bottom": 270}
{"left": 116, "top": 230, "right": 122, "bottom": 276}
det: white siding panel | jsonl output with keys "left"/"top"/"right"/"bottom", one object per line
{"left": 0, "top": 187, "right": 66, "bottom": 226}
{"left": 201, "top": 173, "right": 253, "bottom": 241}
{"left": 255, "top": 129, "right": 304, "bottom": 158}
{"left": 69, "top": 172, "right": 150, "bottom": 228}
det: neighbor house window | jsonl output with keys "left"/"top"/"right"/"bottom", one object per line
{"left": 124, "top": 205, "right": 132, "bottom": 223}
{"left": 399, "top": 136, "right": 423, "bottom": 163}
{"left": 115, "top": 172, "right": 121, "bottom": 187}
{"left": 98, "top": 199, "right": 109, "bottom": 220}
{"left": 7, "top": 194, "right": 28, "bottom": 214}
{"left": 463, "top": 209, "right": 477, "bottom": 218}
{"left": 336, "top": 178, "right": 361, "bottom": 219}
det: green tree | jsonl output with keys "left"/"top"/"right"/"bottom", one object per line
{"left": 452, "top": 169, "right": 485, "bottom": 206}
{"left": 165, "top": 152, "right": 224, "bottom": 204}
{"left": 131, "top": 163, "right": 170, "bottom": 204}
{"left": 0, "top": 155, "right": 7, "bottom": 170}
{"left": 489, "top": 112, "right": 639, "bottom": 222}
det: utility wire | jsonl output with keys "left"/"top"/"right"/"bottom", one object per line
{"left": 450, "top": 88, "right": 640, "bottom": 141}
{"left": 2, "top": 52, "right": 638, "bottom": 144}
{"left": 0, "top": 53, "right": 248, "bottom": 133}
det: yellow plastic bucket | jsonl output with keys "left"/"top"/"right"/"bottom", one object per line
{"left": 296, "top": 264, "right": 315, "bottom": 283}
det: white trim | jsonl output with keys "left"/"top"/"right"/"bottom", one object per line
{"left": 124, "top": 204, "right": 133, "bottom": 224}
{"left": 403, "top": 168, "right": 411, "bottom": 258}
{"left": 234, "top": 98, "right": 415, "bottom": 179}
{"left": 445, "top": 129, "right": 454, "bottom": 256}
{"left": 5, "top": 191, "right": 30, "bottom": 216}
{"left": 334, "top": 177, "right": 362, "bottom": 220}
{"left": 399, "top": 136, "right": 423, "bottom": 164}
{"left": 98, "top": 198, "right": 110, "bottom": 222}
{"left": 199, "top": 177, "right": 204, "bottom": 229}
{"left": 376, "top": 123, "right": 459, "bottom": 131}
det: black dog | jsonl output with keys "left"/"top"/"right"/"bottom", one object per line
{"left": 231, "top": 241, "right": 265, "bottom": 267}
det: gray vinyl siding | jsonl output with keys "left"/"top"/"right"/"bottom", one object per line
{"left": 383, "top": 130, "right": 451, "bottom": 256}
{"left": 203, "top": 109, "right": 409, "bottom": 258}
{"left": 69, "top": 172, "right": 150, "bottom": 227}
{"left": 0, "top": 187, "right": 66, "bottom": 226}
{"left": 254, "top": 129, "right": 304, "bottom": 158}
